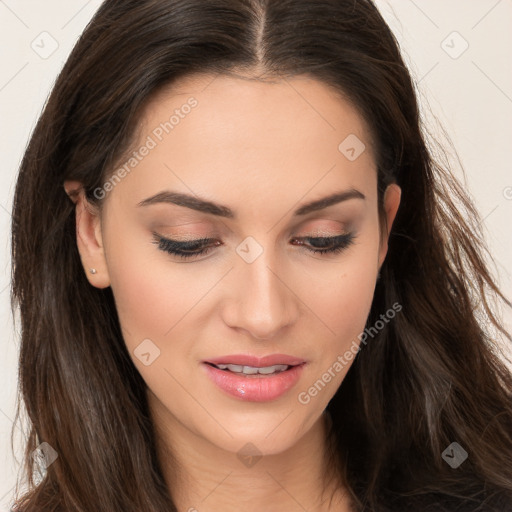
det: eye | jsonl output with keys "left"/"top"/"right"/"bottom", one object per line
{"left": 291, "top": 233, "right": 356, "bottom": 255}
{"left": 152, "top": 232, "right": 356, "bottom": 260}
{"left": 152, "top": 233, "right": 220, "bottom": 260}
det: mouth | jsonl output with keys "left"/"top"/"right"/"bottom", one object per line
{"left": 201, "top": 354, "right": 306, "bottom": 402}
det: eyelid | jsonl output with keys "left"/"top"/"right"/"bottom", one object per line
{"left": 151, "top": 231, "right": 356, "bottom": 260}
{"left": 152, "top": 231, "right": 349, "bottom": 245}
{"left": 151, "top": 232, "right": 216, "bottom": 248}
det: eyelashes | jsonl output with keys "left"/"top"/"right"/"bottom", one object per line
{"left": 151, "top": 232, "right": 356, "bottom": 261}
{"left": 152, "top": 235, "right": 220, "bottom": 260}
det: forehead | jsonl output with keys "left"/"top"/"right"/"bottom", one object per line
{"left": 141, "top": 72, "right": 373, "bottom": 151}
{"left": 105, "top": 72, "right": 377, "bottom": 218}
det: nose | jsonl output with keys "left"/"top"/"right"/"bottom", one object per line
{"left": 221, "top": 250, "right": 299, "bottom": 341}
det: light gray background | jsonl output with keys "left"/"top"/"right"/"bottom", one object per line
{"left": 1, "top": 0, "right": 511, "bottom": 507}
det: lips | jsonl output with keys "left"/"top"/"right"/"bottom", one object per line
{"left": 202, "top": 354, "right": 306, "bottom": 402}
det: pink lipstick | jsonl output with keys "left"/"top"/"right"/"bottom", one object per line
{"left": 202, "top": 354, "right": 306, "bottom": 402}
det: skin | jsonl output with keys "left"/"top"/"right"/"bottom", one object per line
{"left": 65, "top": 72, "right": 401, "bottom": 512}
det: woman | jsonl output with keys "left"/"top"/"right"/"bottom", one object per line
{"left": 10, "top": 0, "right": 512, "bottom": 511}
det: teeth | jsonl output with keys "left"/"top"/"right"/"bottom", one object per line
{"left": 257, "top": 365, "right": 288, "bottom": 374}
{"left": 215, "top": 363, "right": 290, "bottom": 375}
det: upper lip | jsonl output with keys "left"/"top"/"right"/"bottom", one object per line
{"left": 204, "top": 354, "right": 306, "bottom": 367}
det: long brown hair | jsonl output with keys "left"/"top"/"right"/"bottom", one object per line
{"left": 10, "top": 0, "right": 512, "bottom": 510}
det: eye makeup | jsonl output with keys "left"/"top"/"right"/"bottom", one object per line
{"left": 151, "top": 232, "right": 356, "bottom": 261}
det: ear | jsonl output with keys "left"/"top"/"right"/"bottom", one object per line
{"left": 378, "top": 183, "right": 401, "bottom": 270}
{"left": 64, "top": 180, "right": 111, "bottom": 289}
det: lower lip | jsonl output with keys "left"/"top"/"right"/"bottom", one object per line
{"left": 202, "top": 363, "right": 305, "bottom": 402}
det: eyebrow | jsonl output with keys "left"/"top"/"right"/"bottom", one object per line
{"left": 137, "top": 188, "right": 365, "bottom": 218}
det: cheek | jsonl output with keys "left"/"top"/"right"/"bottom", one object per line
{"left": 104, "top": 225, "right": 206, "bottom": 350}
{"left": 304, "top": 235, "right": 379, "bottom": 347}
{"left": 293, "top": 234, "right": 379, "bottom": 409}
{"left": 112, "top": 269, "right": 186, "bottom": 341}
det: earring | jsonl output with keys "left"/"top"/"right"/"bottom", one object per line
{"left": 89, "top": 268, "right": 97, "bottom": 275}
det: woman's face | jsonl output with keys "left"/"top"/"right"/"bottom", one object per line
{"left": 68, "top": 73, "right": 400, "bottom": 457}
